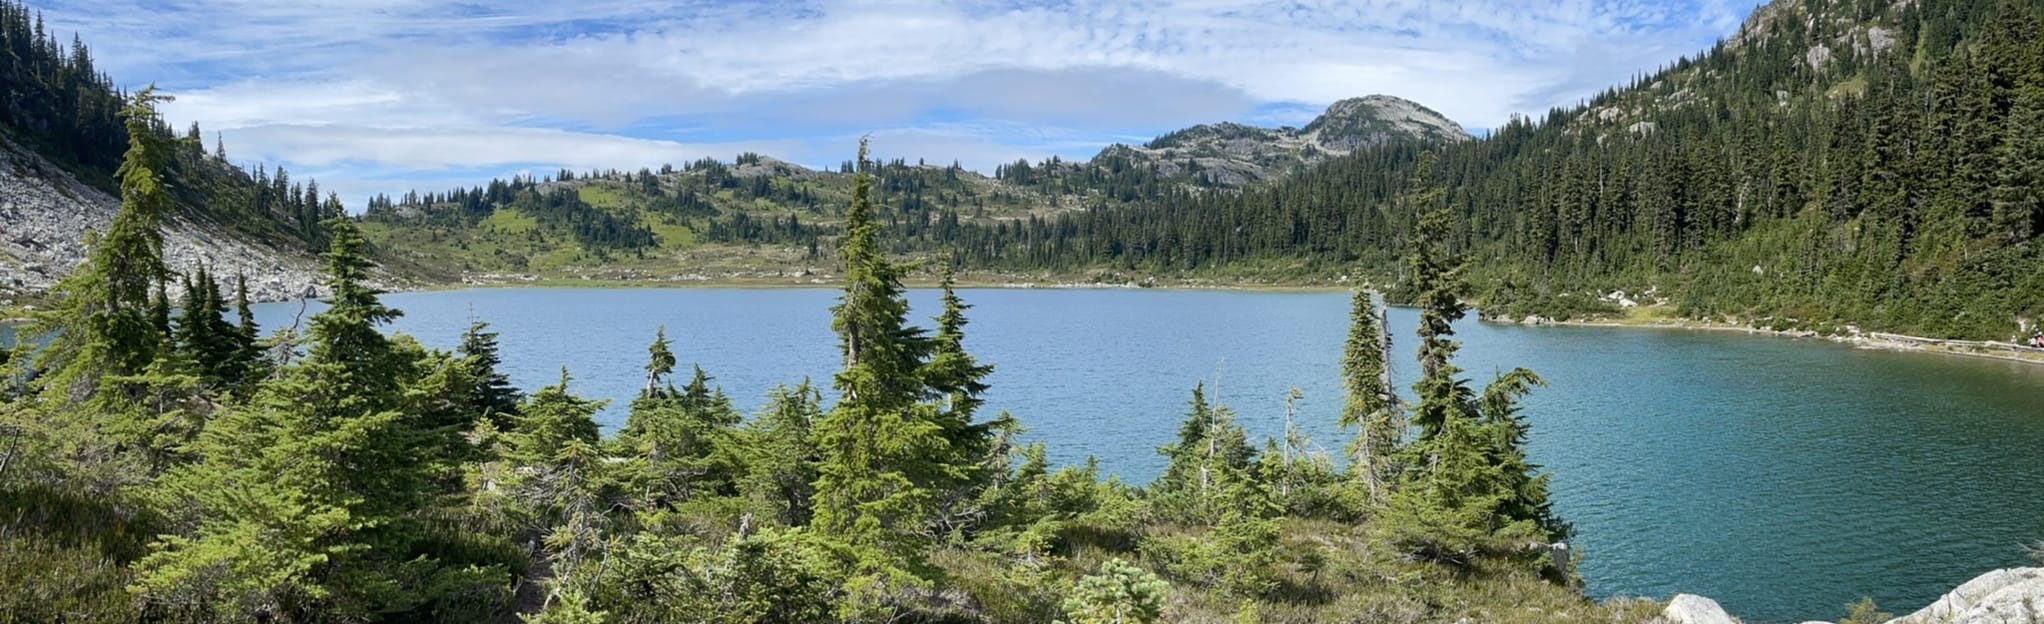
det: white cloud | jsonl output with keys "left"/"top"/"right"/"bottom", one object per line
{"left": 35, "top": 0, "right": 1763, "bottom": 205}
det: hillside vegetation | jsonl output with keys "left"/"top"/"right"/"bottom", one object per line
{"left": 352, "top": 98, "right": 1471, "bottom": 285}
{"left": 0, "top": 0, "right": 337, "bottom": 302}
{"left": 360, "top": 0, "right": 2043, "bottom": 342}
{"left": 3, "top": 107, "right": 1660, "bottom": 622}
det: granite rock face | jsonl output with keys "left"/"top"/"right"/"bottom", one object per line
{"left": 1, "top": 138, "right": 328, "bottom": 306}
{"left": 1660, "top": 568, "right": 2044, "bottom": 624}
{"left": 1888, "top": 568, "right": 2044, "bottom": 624}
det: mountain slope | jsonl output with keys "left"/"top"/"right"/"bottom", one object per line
{"left": 354, "top": 97, "right": 1470, "bottom": 282}
{"left": 0, "top": 136, "right": 325, "bottom": 305}
{"left": 0, "top": 0, "right": 335, "bottom": 305}
{"left": 911, "top": 0, "right": 2044, "bottom": 341}
{"left": 1096, "top": 95, "right": 1469, "bottom": 184}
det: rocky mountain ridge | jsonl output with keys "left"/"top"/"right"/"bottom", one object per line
{"left": 1096, "top": 94, "right": 1470, "bottom": 184}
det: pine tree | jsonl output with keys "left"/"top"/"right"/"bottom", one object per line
{"left": 457, "top": 320, "right": 522, "bottom": 425}
{"left": 1339, "top": 289, "right": 1399, "bottom": 503}
{"left": 1991, "top": 85, "right": 2043, "bottom": 244}
{"left": 1403, "top": 153, "right": 1467, "bottom": 441}
{"left": 228, "top": 272, "right": 264, "bottom": 384}
{"left": 614, "top": 328, "right": 742, "bottom": 507}
{"left": 1380, "top": 160, "right": 1563, "bottom": 571}
{"left": 505, "top": 372, "right": 615, "bottom": 614}
{"left": 918, "top": 263, "right": 1008, "bottom": 535}
{"left": 149, "top": 279, "right": 172, "bottom": 339}
{"left": 7, "top": 87, "right": 179, "bottom": 489}
{"left": 1151, "top": 383, "right": 1267, "bottom": 525}
{"left": 641, "top": 325, "right": 678, "bottom": 397}
{"left": 134, "top": 218, "right": 501, "bottom": 620}
{"left": 811, "top": 138, "right": 950, "bottom": 570}
{"left": 738, "top": 383, "right": 825, "bottom": 527}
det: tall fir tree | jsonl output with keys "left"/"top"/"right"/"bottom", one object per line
{"left": 811, "top": 138, "right": 949, "bottom": 570}
{"left": 917, "top": 263, "right": 1008, "bottom": 535}
{"left": 1380, "top": 155, "right": 1564, "bottom": 571}
{"left": 1339, "top": 289, "right": 1399, "bottom": 504}
{"left": 7, "top": 87, "right": 180, "bottom": 490}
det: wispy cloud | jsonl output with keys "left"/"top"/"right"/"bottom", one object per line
{"left": 34, "top": 0, "right": 1760, "bottom": 207}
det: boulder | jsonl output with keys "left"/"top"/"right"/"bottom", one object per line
{"left": 1664, "top": 594, "right": 1738, "bottom": 624}
{"left": 1889, "top": 568, "right": 2044, "bottom": 624}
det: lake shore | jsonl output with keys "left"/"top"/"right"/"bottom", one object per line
{"left": 427, "top": 270, "right": 1355, "bottom": 294}
{"left": 1491, "top": 313, "right": 2044, "bottom": 368}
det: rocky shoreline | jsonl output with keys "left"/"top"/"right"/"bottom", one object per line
{"left": 1487, "top": 313, "right": 2044, "bottom": 368}
{"left": 1657, "top": 567, "right": 2044, "bottom": 624}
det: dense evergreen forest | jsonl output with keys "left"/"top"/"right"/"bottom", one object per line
{"left": 2, "top": 94, "right": 1654, "bottom": 621}
{"left": 0, "top": 0, "right": 335, "bottom": 248}
{"left": 920, "top": 0, "right": 2044, "bottom": 340}
{"left": 350, "top": 0, "right": 2043, "bottom": 342}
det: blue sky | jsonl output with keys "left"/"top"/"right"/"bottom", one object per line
{"left": 37, "top": 0, "right": 1760, "bottom": 209}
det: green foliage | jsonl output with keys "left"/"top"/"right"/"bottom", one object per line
{"left": 1143, "top": 510, "right": 1283, "bottom": 598}
{"left": 1061, "top": 558, "right": 1168, "bottom": 624}
{"left": 458, "top": 320, "right": 522, "bottom": 426}
{"left": 3, "top": 139, "right": 1651, "bottom": 623}
{"left": 735, "top": 383, "right": 824, "bottom": 527}
{"left": 811, "top": 139, "right": 997, "bottom": 572}
{"left": 1379, "top": 175, "right": 1565, "bottom": 573}
{"left": 132, "top": 218, "right": 503, "bottom": 622}
{"left": 1340, "top": 288, "right": 1399, "bottom": 505}
{"left": 597, "top": 529, "right": 850, "bottom": 624}
{"left": 1840, "top": 597, "right": 1893, "bottom": 624}
{"left": 1150, "top": 384, "right": 1269, "bottom": 525}
{"left": 613, "top": 357, "right": 745, "bottom": 511}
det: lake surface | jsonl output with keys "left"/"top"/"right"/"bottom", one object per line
{"left": 10, "top": 287, "right": 2044, "bottom": 621}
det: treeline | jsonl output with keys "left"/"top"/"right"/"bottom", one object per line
{"left": 916, "top": 0, "right": 2044, "bottom": 340}
{"left": 0, "top": 0, "right": 335, "bottom": 249}
{"left": 359, "top": 144, "right": 1203, "bottom": 264}
{"left": 2, "top": 107, "right": 1621, "bottom": 622}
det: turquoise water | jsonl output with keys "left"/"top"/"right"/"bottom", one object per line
{"left": 11, "top": 287, "right": 2044, "bottom": 621}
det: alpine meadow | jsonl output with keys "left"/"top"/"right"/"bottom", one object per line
{"left": 3, "top": 0, "right": 2044, "bottom": 623}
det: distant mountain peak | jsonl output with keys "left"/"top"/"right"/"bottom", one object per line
{"left": 1104, "top": 94, "right": 1468, "bottom": 185}
{"left": 1303, "top": 94, "right": 1469, "bottom": 151}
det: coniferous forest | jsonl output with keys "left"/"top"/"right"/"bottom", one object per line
{"left": 2, "top": 92, "right": 1619, "bottom": 621}
{"left": 342, "top": 0, "right": 2044, "bottom": 342}
{"left": 916, "top": 0, "right": 2044, "bottom": 340}
{"left": 5, "top": 0, "right": 2044, "bottom": 621}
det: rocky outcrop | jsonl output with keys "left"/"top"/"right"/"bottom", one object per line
{"left": 1659, "top": 568, "right": 2044, "bottom": 624}
{"left": 1888, "top": 568, "right": 2044, "bottom": 624}
{"left": 1094, "top": 94, "right": 1468, "bottom": 185}
{"left": 1661, "top": 594, "right": 1739, "bottom": 624}
{"left": 0, "top": 138, "right": 328, "bottom": 306}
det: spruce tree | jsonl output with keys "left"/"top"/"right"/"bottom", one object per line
{"left": 641, "top": 325, "right": 678, "bottom": 397}
{"left": 505, "top": 372, "right": 615, "bottom": 616}
{"left": 615, "top": 328, "right": 742, "bottom": 508}
{"left": 1992, "top": 85, "right": 2043, "bottom": 244}
{"left": 738, "top": 383, "right": 825, "bottom": 527}
{"left": 227, "top": 272, "right": 264, "bottom": 385}
{"left": 1151, "top": 383, "right": 1267, "bottom": 525}
{"left": 8, "top": 87, "right": 180, "bottom": 488}
{"left": 173, "top": 273, "right": 209, "bottom": 369}
{"left": 918, "top": 264, "right": 1007, "bottom": 534}
{"left": 811, "top": 138, "right": 949, "bottom": 569}
{"left": 134, "top": 218, "right": 500, "bottom": 620}
{"left": 1379, "top": 155, "right": 1563, "bottom": 571}
{"left": 1339, "top": 288, "right": 1398, "bottom": 503}
{"left": 457, "top": 320, "right": 522, "bottom": 425}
